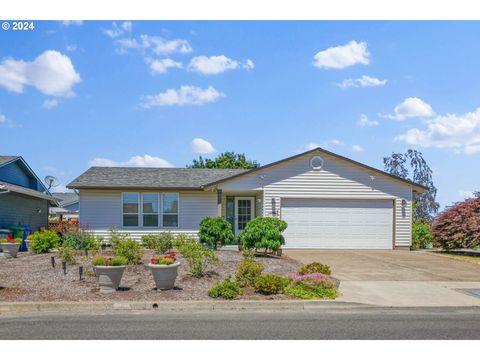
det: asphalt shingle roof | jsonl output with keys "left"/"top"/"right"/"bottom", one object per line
{"left": 0, "top": 156, "right": 19, "bottom": 166}
{"left": 67, "top": 167, "right": 249, "bottom": 189}
{"left": 52, "top": 192, "right": 79, "bottom": 206}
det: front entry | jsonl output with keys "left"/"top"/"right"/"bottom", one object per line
{"left": 234, "top": 197, "right": 255, "bottom": 235}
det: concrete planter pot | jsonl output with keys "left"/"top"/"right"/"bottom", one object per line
{"left": 93, "top": 266, "right": 126, "bottom": 294}
{"left": 148, "top": 262, "right": 181, "bottom": 290}
{"left": 25, "top": 240, "right": 33, "bottom": 253}
{"left": 1, "top": 243, "right": 21, "bottom": 258}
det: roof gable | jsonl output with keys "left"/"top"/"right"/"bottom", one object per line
{"left": 203, "top": 148, "right": 429, "bottom": 192}
{"left": 0, "top": 155, "right": 48, "bottom": 192}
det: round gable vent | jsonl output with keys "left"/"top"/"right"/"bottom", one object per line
{"left": 310, "top": 156, "right": 324, "bottom": 170}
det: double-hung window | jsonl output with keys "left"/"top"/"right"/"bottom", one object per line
{"left": 122, "top": 192, "right": 139, "bottom": 227}
{"left": 162, "top": 193, "right": 179, "bottom": 227}
{"left": 142, "top": 193, "right": 159, "bottom": 227}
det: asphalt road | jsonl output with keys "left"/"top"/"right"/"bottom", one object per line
{"left": 1, "top": 307, "right": 480, "bottom": 339}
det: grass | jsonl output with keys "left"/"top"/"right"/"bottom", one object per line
{"left": 433, "top": 252, "right": 480, "bottom": 265}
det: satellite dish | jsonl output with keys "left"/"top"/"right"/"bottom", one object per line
{"left": 44, "top": 175, "right": 60, "bottom": 191}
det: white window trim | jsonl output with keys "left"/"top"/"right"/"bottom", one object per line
{"left": 122, "top": 192, "right": 140, "bottom": 228}
{"left": 162, "top": 192, "right": 179, "bottom": 228}
{"left": 142, "top": 192, "right": 160, "bottom": 228}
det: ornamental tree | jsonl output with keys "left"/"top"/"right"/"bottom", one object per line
{"left": 199, "top": 217, "right": 235, "bottom": 250}
{"left": 238, "top": 217, "right": 287, "bottom": 254}
{"left": 431, "top": 195, "right": 480, "bottom": 250}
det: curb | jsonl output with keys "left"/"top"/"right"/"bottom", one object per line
{"left": 0, "top": 300, "right": 370, "bottom": 315}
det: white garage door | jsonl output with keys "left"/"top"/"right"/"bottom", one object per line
{"left": 281, "top": 199, "right": 393, "bottom": 249}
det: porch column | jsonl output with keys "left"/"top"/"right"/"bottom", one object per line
{"left": 216, "top": 189, "right": 222, "bottom": 217}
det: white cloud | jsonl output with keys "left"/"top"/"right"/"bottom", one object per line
{"left": 313, "top": 41, "right": 370, "bottom": 69}
{"left": 0, "top": 50, "right": 81, "bottom": 97}
{"left": 385, "top": 97, "right": 434, "bottom": 121}
{"left": 104, "top": 21, "right": 133, "bottom": 39}
{"left": 187, "top": 55, "right": 254, "bottom": 75}
{"left": 140, "top": 85, "right": 224, "bottom": 108}
{"left": 90, "top": 155, "right": 174, "bottom": 168}
{"left": 61, "top": 21, "right": 83, "bottom": 26}
{"left": 0, "top": 112, "right": 15, "bottom": 128}
{"left": 51, "top": 184, "right": 70, "bottom": 193}
{"left": 146, "top": 58, "right": 182, "bottom": 74}
{"left": 336, "top": 75, "right": 387, "bottom": 89}
{"left": 305, "top": 139, "right": 344, "bottom": 151}
{"left": 0, "top": 113, "right": 6, "bottom": 124}
{"left": 115, "top": 35, "right": 192, "bottom": 55}
{"left": 191, "top": 138, "right": 216, "bottom": 154}
{"left": 66, "top": 44, "right": 77, "bottom": 52}
{"left": 352, "top": 144, "right": 365, "bottom": 152}
{"left": 42, "top": 99, "right": 59, "bottom": 109}
{"left": 395, "top": 107, "right": 480, "bottom": 154}
{"left": 458, "top": 190, "right": 475, "bottom": 199}
{"left": 357, "top": 114, "right": 379, "bottom": 127}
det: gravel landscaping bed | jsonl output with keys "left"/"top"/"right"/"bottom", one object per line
{"left": 0, "top": 249, "right": 302, "bottom": 302}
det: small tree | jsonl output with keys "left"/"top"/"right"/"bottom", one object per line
{"left": 431, "top": 196, "right": 480, "bottom": 250}
{"left": 199, "top": 217, "right": 235, "bottom": 250}
{"left": 188, "top": 151, "right": 259, "bottom": 169}
{"left": 238, "top": 217, "right": 287, "bottom": 255}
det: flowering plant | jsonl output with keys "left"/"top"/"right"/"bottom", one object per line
{"left": 150, "top": 253, "right": 177, "bottom": 265}
{"left": 1, "top": 236, "right": 21, "bottom": 244}
{"left": 289, "top": 273, "right": 334, "bottom": 287}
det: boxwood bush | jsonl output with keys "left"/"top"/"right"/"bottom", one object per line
{"left": 235, "top": 258, "right": 264, "bottom": 287}
{"left": 238, "top": 217, "right": 287, "bottom": 254}
{"left": 199, "top": 217, "right": 235, "bottom": 250}
{"left": 253, "top": 274, "right": 290, "bottom": 295}
{"left": 208, "top": 276, "right": 242, "bottom": 300}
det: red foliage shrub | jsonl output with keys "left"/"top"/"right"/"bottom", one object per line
{"left": 431, "top": 197, "right": 480, "bottom": 249}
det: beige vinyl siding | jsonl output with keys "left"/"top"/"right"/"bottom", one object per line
{"left": 218, "top": 151, "right": 413, "bottom": 247}
{"left": 79, "top": 189, "right": 217, "bottom": 241}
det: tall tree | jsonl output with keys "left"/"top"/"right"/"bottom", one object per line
{"left": 384, "top": 149, "right": 439, "bottom": 222}
{"left": 188, "top": 152, "right": 260, "bottom": 169}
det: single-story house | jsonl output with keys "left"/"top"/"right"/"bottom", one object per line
{"left": 0, "top": 156, "right": 58, "bottom": 231}
{"left": 67, "top": 148, "right": 428, "bottom": 249}
{"left": 50, "top": 192, "right": 79, "bottom": 218}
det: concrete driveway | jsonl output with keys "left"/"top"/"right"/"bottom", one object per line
{"left": 285, "top": 250, "right": 480, "bottom": 306}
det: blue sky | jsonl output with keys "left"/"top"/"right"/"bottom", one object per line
{"left": 1, "top": 21, "right": 479, "bottom": 208}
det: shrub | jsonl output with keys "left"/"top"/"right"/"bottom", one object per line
{"left": 174, "top": 235, "right": 218, "bottom": 277}
{"left": 412, "top": 221, "right": 432, "bottom": 249}
{"left": 58, "top": 246, "right": 77, "bottom": 265}
{"left": 108, "top": 228, "right": 130, "bottom": 248}
{"left": 141, "top": 232, "right": 174, "bottom": 254}
{"left": 298, "top": 262, "right": 331, "bottom": 275}
{"left": 92, "top": 256, "right": 128, "bottom": 266}
{"left": 235, "top": 258, "right": 264, "bottom": 287}
{"left": 30, "top": 230, "right": 60, "bottom": 253}
{"left": 253, "top": 274, "right": 290, "bottom": 295}
{"left": 199, "top": 217, "right": 235, "bottom": 250}
{"left": 432, "top": 197, "right": 480, "bottom": 250}
{"left": 208, "top": 276, "right": 242, "bottom": 300}
{"left": 285, "top": 273, "right": 339, "bottom": 300}
{"left": 238, "top": 217, "right": 287, "bottom": 254}
{"left": 62, "top": 230, "right": 100, "bottom": 251}
{"left": 114, "top": 239, "right": 144, "bottom": 265}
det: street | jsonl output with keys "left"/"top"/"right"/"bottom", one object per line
{"left": 1, "top": 307, "right": 480, "bottom": 339}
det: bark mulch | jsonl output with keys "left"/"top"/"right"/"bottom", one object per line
{"left": 0, "top": 249, "right": 302, "bottom": 302}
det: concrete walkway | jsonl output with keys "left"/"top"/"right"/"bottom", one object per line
{"left": 285, "top": 249, "right": 480, "bottom": 306}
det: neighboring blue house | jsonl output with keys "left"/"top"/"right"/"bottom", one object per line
{"left": 0, "top": 156, "right": 58, "bottom": 231}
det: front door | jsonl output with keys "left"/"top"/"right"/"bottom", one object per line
{"left": 234, "top": 197, "right": 255, "bottom": 235}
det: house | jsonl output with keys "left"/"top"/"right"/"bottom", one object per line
{"left": 50, "top": 192, "right": 79, "bottom": 218}
{"left": 67, "top": 148, "right": 428, "bottom": 249}
{"left": 0, "top": 156, "right": 58, "bottom": 231}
